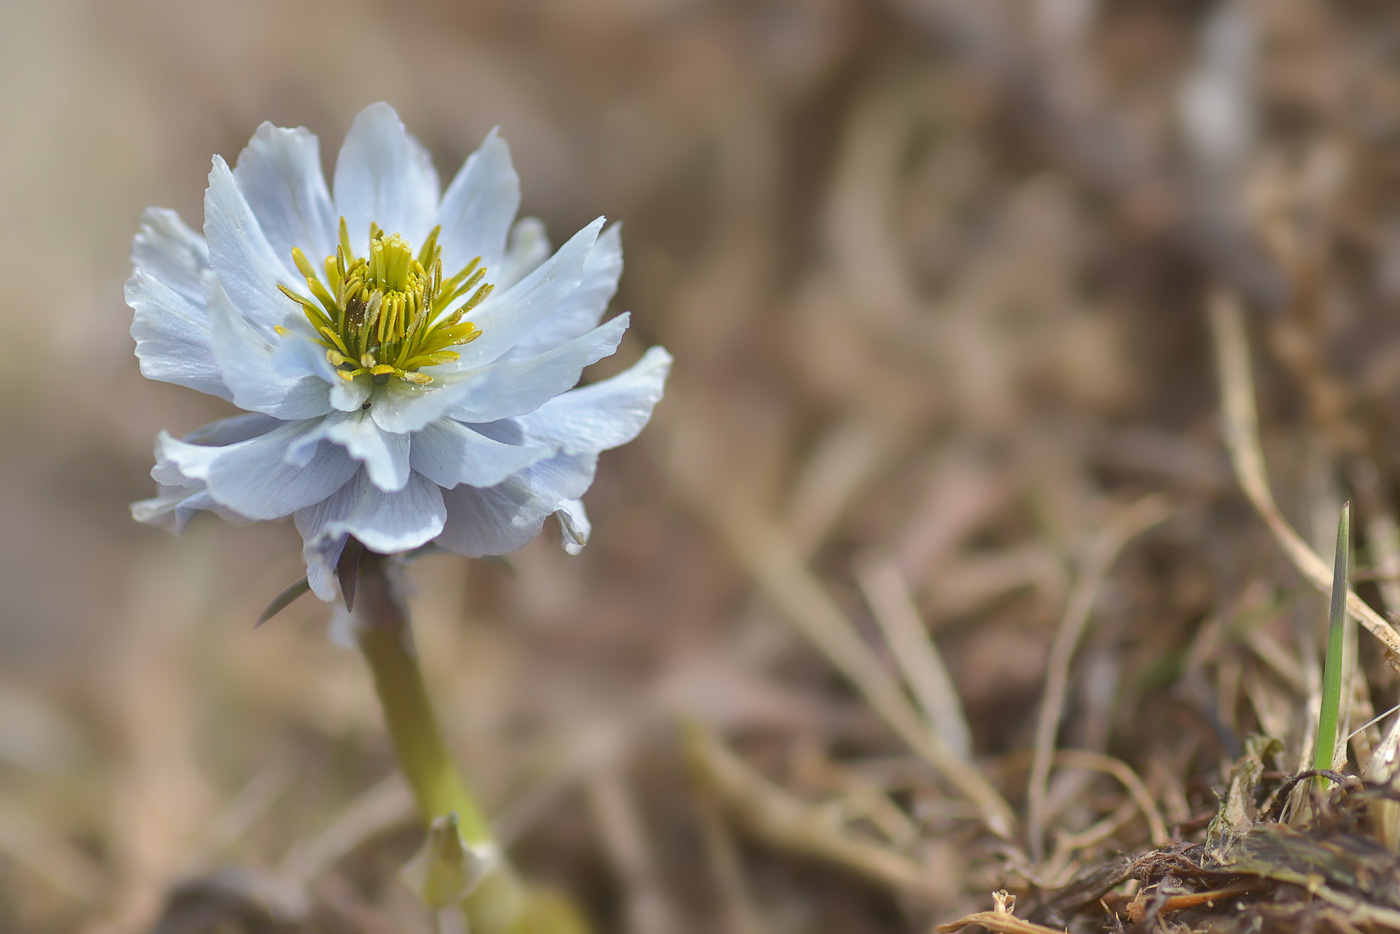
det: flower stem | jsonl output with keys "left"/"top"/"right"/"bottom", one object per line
{"left": 353, "top": 550, "right": 525, "bottom": 931}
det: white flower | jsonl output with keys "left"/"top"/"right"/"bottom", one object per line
{"left": 129, "top": 103, "right": 670, "bottom": 601}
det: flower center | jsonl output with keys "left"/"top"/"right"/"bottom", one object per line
{"left": 278, "top": 218, "right": 491, "bottom": 386}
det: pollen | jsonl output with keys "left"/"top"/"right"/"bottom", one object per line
{"left": 278, "top": 218, "right": 491, "bottom": 386}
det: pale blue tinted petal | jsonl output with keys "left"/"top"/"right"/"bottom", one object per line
{"left": 508, "top": 222, "right": 622, "bottom": 358}
{"left": 297, "top": 524, "right": 347, "bottom": 602}
{"left": 296, "top": 469, "right": 446, "bottom": 558}
{"left": 556, "top": 498, "right": 590, "bottom": 555}
{"left": 410, "top": 419, "right": 552, "bottom": 489}
{"left": 333, "top": 103, "right": 439, "bottom": 249}
{"left": 509, "top": 345, "right": 671, "bottom": 453}
{"left": 436, "top": 127, "right": 520, "bottom": 275}
{"left": 233, "top": 122, "right": 337, "bottom": 269}
{"left": 131, "top": 207, "right": 209, "bottom": 304}
{"left": 436, "top": 483, "right": 552, "bottom": 557}
{"left": 369, "top": 313, "right": 626, "bottom": 433}
{"left": 494, "top": 217, "right": 550, "bottom": 289}
{"left": 329, "top": 375, "right": 372, "bottom": 412}
{"left": 204, "top": 419, "right": 356, "bottom": 520}
{"left": 450, "top": 315, "right": 629, "bottom": 422}
{"left": 288, "top": 410, "right": 411, "bottom": 492}
{"left": 444, "top": 218, "right": 604, "bottom": 370}
{"left": 434, "top": 450, "right": 596, "bottom": 557}
{"left": 132, "top": 488, "right": 254, "bottom": 534}
{"left": 205, "top": 155, "right": 298, "bottom": 328}
{"left": 207, "top": 277, "right": 334, "bottom": 419}
{"left": 127, "top": 270, "right": 231, "bottom": 400}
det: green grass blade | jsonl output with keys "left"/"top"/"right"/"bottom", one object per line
{"left": 1314, "top": 501, "right": 1351, "bottom": 775}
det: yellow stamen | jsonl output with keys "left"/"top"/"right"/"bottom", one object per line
{"left": 279, "top": 218, "right": 492, "bottom": 388}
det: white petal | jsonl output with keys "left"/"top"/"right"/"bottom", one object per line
{"left": 296, "top": 469, "right": 446, "bottom": 559}
{"left": 160, "top": 418, "right": 358, "bottom": 520}
{"left": 127, "top": 270, "right": 231, "bottom": 400}
{"left": 410, "top": 419, "right": 552, "bottom": 490}
{"left": 444, "top": 217, "right": 604, "bottom": 371}
{"left": 132, "top": 488, "right": 253, "bottom": 534}
{"left": 329, "top": 375, "right": 373, "bottom": 412}
{"left": 333, "top": 103, "right": 439, "bottom": 249}
{"left": 494, "top": 217, "right": 550, "bottom": 289}
{"left": 131, "top": 207, "right": 209, "bottom": 305}
{"left": 434, "top": 450, "right": 597, "bottom": 557}
{"left": 510, "top": 345, "right": 671, "bottom": 453}
{"left": 370, "top": 313, "right": 628, "bottom": 435}
{"left": 300, "top": 530, "right": 347, "bottom": 602}
{"left": 207, "top": 277, "right": 334, "bottom": 420}
{"left": 508, "top": 222, "right": 623, "bottom": 358}
{"left": 233, "top": 122, "right": 337, "bottom": 270}
{"left": 288, "top": 409, "right": 411, "bottom": 492}
{"left": 556, "top": 498, "right": 590, "bottom": 555}
{"left": 435, "top": 483, "right": 553, "bottom": 558}
{"left": 205, "top": 155, "right": 299, "bottom": 328}
{"left": 435, "top": 127, "right": 520, "bottom": 275}
{"left": 449, "top": 315, "right": 629, "bottom": 423}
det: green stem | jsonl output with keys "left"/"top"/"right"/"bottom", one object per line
{"left": 354, "top": 551, "right": 524, "bottom": 930}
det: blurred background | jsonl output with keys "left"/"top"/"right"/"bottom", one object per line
{"left": 6, "top": 0, "right": 1400, "bottom": 931}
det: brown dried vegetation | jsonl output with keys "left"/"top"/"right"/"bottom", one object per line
{"left": 7, "top": 0, "right": 1400, "bottom": 932}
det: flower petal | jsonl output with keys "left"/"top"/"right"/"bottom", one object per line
{"left": 296, "top": 469, "right": 446, "bottom": 562}
{"left": 435, "top": 127, "right": 520, "bottom": 275}
{"left": 205, "top": 155, "right": 299, "bottom": 329}
{"left": 127, "top": 270, "right": 231, "bottom": 400}
{"left": 207, "top": 276, "right": 335, "bottom": 419}
{"left": 159, "top": 417, "right": 357, "bottom": 520}
{"left": 445, "top": 217, "right": 605, "bottom": 370}
{"left": 369, "top": 313, "right": 627, "bottom": 433}
{"left": 410, "top": 419, "right": 553, "bottom": 490}
{"left": 233, "top": 122, "right": 338, "bottom": 271}
{"left": 495, "top": 217, "right": 550, "bottom": 289}
{"left": 507, "top": 222, "right": 623, "bottom": 358}
{"left": 132, "top": 207, "right": 209, "bottom": 305}
{"left": 509, "top": 345, "right": 671, "bottom": 453}
{"left": 333, "top": 103, "right": 439, "bottom": 249}
{"left": 555, "top": 498, "right": 590, "bottom": 555}
{"left": 434, "top": 450, "right": 597, "bottom": 557}
{"left": 288, "top": 409, "right": 411, "bottom": 492}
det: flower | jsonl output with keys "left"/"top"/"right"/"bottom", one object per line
{"left": 129, "top": 103, "right": 670, "bottom": 601}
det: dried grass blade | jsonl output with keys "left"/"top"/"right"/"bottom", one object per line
{"left": 855, "top": 554, "right": 973, "bottom": 760}
{"left": 1026, "top": 494, "right": 1171, "bottom": 863}
{"left": 1209, "top": 293, "right": 1400, "bottom": 655}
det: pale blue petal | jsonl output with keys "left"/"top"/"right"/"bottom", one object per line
{"left": 494, "top": 217, "right": 550, "bottom": 289}
{"left": 556, "top": 498, "right": 590, "bottom": 555}
{"left": 435, "top": 483, "right": 553, "bottom": 557}
{"left": 333, "top": 103, "right": 439, "bottom": 250}
{"left": 509, "top": 345, "right": 671, "bottom": 453}
{"left": 409, "top": 419, "right": 552, "bottom": 489}
{"left": 369, "top": 314, "right": 627, "bottom": 434}
{"left": 449, "top": 315, "right": 629, "bottom": 422}
{"left": 159, "top": 417, "right": 357, "bottom": 520}
{"left": 329, "top": 376, "right": 373, "bottom": 412}
{"left": 131, "top": 207, "right": 209, "bottom": 305}
{"left": 132, "top": 488, "right": 254, "bottom": 534}
{"left": 508, "top": 222, "right": 622, "bottom": 358}
{"left": 204, "top": 155, "right": 299, "bottom": 329}
{"left": 207, "top": 277, "right": 334, "bottom": 419}
{"left": 435, "top": 127, "right": 520, "bottom": 275}
{"left": 298, "top": 528, "right": 347, "bottom": 602}
{"left": 232, "top": 122, "right": 338, "bottom": 270}
{"left": 434, "top": 450, "right": 596, "bottom": 557}
{"left": 442, "top": 218, "right": 604, "bottom": 371}
{"left": 296, "top": 469, "right": 446, "bottom": 559}
{"left": 127, "top": 270, "right": 231, "bottom": 400}
{"left": 288, "top": 410, "right": 411, "bottom": 492}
